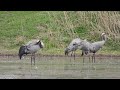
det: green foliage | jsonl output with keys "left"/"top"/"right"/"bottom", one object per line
{"left": 74, "top": 26, "right": 88, "bottom": 39}
{"left": 75, "top": 26, "right": 87, "bottom": 33}
{"left": 106, "top": 39, "right": 120, "bottom": 51}
{"left": 0, "top": 11, "right": 120, "bottom": 54}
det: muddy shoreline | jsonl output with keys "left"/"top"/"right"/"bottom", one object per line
{"left": 0, "top": 54, "right": 120, "bottom": 58}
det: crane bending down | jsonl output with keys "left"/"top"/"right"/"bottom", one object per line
{"left": 65, "top": 38, "right": 82, "bottom": 60}
{"left": 79, "top": 33, "right": 107, "bottom": 63}
{"left": 18, "top": 39, "right": 44, "bottom": 65}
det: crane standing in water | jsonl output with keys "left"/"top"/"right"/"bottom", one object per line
{"left": 79, "top": 33, "right": 107, "bottom": 63}
{"left": 65, "top": 38, "right": 82, "bottom": 60}
{"left": 18, "top": 39, "right": 44, "bottom": 65}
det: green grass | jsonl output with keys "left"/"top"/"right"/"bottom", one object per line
{"left": 0, "top": 11, "right": 120, "bottom": 55}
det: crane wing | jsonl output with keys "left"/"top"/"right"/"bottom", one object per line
{"left": 26, "top": 39, "right": 40, "bottom": 46}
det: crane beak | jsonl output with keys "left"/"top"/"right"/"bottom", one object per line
{"left": 65, "top": 49, "right": 69, "bottom": 56}
{"left": 40, "top": 41, "right": 44, "bottom": 48}
{"left": 65, "top": 51, "right": 68, "bottom": 56}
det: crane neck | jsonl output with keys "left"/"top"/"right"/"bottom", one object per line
{"left": 101, "top": 34, "right": 107, "bottom": 42}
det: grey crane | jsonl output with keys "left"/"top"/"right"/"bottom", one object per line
{"left": 65, "top": 38, "right": 82, "bottom": 60}
{"left": 78, "top": 33, "right": 107, "bottom": 63}
{"left": 18, "top": 39, "right": 44, "bottom": 65}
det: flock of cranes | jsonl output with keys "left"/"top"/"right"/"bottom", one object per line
{"left": 18, "top": 33, "right": 107, "bottom": 65}
{"left": 65, "top": 33, "right": 107, "bottom": 63}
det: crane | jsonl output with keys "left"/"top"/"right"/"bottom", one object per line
{"left": 65, "top": 38, "right": 82, "bottom": 60}
{"left": 18, "top": 39, "right": 44, "bottom": 65}
{"left": 79, "top": 33, "right": 107, "bottom": 63}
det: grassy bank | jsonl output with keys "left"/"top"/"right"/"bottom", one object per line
{"left": 0, "top": 11, "right": 120, "bottom": 55}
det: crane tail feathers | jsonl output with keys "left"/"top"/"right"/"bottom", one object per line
{"left": 18, "top": 46, "right": 26, "bottom": 60}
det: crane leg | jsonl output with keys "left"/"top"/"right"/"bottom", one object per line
{"left": 93, "top": 53, "right": 95, "bottom": 63}
{"left": 82, "top": 51, "right": 84, "bottom": 63}
{"left": 71, "top": 51, "right": 73, "bottom": 57}
{"left": 31, "top": 55, "right": 33, "bottom": 66}
{"left": 92, "top": 55, "right": 93, "bottom": 63}
{"left": 92, "top": 53, "right": 95, "bottom": 63}
{"left": 33, "top": 54, "right": 35, "bottom": 65}
{"left": 89, "top": 54, "right": 90, "bottom": 63}
{"left": 74, "top": 51, "right": 75, "bottom": 60}
{"left": 83, "top": 55, "right": 85, "bottom": 63}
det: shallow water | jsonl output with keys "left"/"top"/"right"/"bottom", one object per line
{"left": 0, "top": 55, "right": 120, "bottom": 79}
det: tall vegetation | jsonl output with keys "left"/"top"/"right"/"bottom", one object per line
{"left": 0, "top": 11, "right": 120, "bottom": 54}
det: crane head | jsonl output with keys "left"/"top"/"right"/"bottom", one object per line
{"left": 65, "top": 48, "right": 70, "bottom": 56}
{"left": 101, "top": 33, "right": 106, "bottom": 36}
{"left": 101, "top": 33, "right": 107, "bottom": 41}
{"left": 36, "top": 40, "right": 44, "bottom": 48}
{"left": 40, "top": 40, "right": 44, "bottom": 48}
